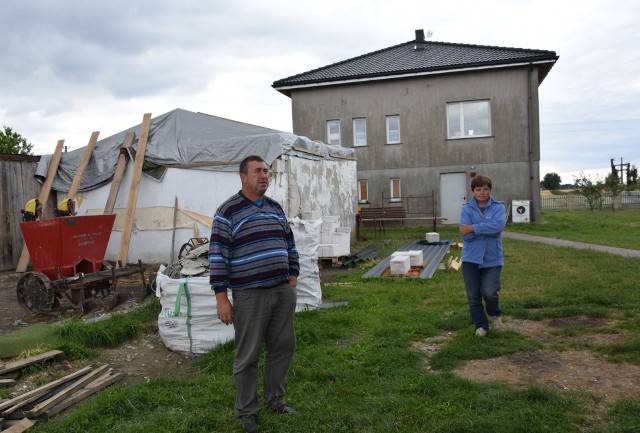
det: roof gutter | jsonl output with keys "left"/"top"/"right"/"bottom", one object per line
{"left": 274, "top": 59, "right": 556, "bottom": 94}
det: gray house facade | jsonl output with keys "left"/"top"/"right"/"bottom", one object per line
{"left": 273, "top": 30, "right": 558, "bottom": 223}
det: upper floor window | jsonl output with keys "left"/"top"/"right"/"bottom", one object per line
{"left": 353, "top": 118, "right": 367, "bottom": 147}
{"left": 447, "top": 100, "right": 491, "bottom": 138}
{"left": 386, "top": 115, "right": 401, "bottom": 144}
{"left": 390, "top": 178, "right": 401, "bottom": 202}
{"left": 358, "top": 180, "right": 369, "bottom": 203}
{"left": 327, "top": 120, "right": 341, "bottom": 146}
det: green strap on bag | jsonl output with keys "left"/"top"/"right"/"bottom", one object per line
{"left": 174, "top": 278, "right": 194, "bottom": 353}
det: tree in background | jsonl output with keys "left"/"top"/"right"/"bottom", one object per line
{"left": 628, "top": 165, "right": 638, "bottom": 186}
{"left": 542, "top": 172, "right": 561, "bottom": 190}
{"left": 604, "top": 170, "right": 625, "bottom": 211}
{"left": 0, "top": 126, "right": 34, "bottom": 155}
{"left": 574, "top": 172, "right": 603, "bottom": 210}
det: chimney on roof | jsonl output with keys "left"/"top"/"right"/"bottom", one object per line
{"left": 414, "top": 29, "right": 426, "bottom": 50}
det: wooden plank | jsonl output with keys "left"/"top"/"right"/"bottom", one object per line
{"left": 104, "top": 132, "right": 134, "bottom": 215}
{"left": 0, "top": 379, "right": 16, "bottom": 385}
{"left": 448, "top": 257, "right": 461, "bottom": 273}
{"left": 66, "top": 131, "right": 100, "bottom": 200}
{"left": 41, "top": 372, "right": 122, "bottom": 420}
{"left": 0, "top": 351, "right": 63, "bottom": 375}
{"left": 117, "top": 113, "right": 152, "bottom": 265}
{"left": 170, "top": 196, "right": 178, "bottom": 263}
{"left": 1, "top": 418, "right": 35, "bottom": 433}
{"left": 0, "top": 366, "right": 92, "bottom": 414}
{"left": 24, "top": 365, "right": 110, "bottom": 417}
{"left": 16, "top": 140, "right": 65, "bottom": 272}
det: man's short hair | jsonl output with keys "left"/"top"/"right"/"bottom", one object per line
{"left": 470, "top": 175, "right": 492, "bottom": 190}
{"left": 239, "top": 155, "right": 266, "bottom": 174}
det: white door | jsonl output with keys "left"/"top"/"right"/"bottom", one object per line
{"left": 440, "top": 173, "right": 467, "bottom": 225}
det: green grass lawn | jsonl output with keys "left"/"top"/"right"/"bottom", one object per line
{"left": 504, "top": 209, "right": 640, "bottom": 250}
{"left": 28, "top": 210, "right": 640, "bottom": 433}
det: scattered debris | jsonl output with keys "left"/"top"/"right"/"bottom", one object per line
{"left": 448, "top": 257, "right": 462, "bottom": 273}
{"left": 0, "top": 353, "right": 122, "bottom": 431}
{"left": 162, "top": 243, "right": 210, "bottom": 279}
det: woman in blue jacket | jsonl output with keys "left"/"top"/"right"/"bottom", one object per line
{"left": 459, "top": 175, "right": 506, "bottom": 336}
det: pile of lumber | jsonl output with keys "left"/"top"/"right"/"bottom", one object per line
{"left": 0, "top": 351, "right": 121, "bottom": 432}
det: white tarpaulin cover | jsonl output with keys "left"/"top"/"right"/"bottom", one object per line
{"left": 35, "top": 108, "right": 355, "bottom": 193}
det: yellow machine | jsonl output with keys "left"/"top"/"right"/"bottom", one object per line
{"left": 55, "top": 198, "right": 76, "bottom": 217}
{"left": 21, "top": 198, "right": 42, "bottom": 222}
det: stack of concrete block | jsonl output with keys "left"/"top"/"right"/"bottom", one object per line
{"left": 317, "top": 215, "right": 351, "bottom": 258}
{"left": 390, "top": 250, "right": 424, "bottom": 275}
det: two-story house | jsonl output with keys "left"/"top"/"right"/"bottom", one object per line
{"left": 273, "top": 29, "right": 558, "bottom": 223}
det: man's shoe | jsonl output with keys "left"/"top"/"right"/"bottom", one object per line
{"left": 239, "top": 414, "right": 258, "bottom": 433}
{"left": 270, "top": 405, "right": 300, "bottom": 416}
{"left": 475, "top": 327, "right": 487, "bottom": 337}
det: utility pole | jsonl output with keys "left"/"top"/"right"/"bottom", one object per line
{"left": 610, "top": 158, "right": 627, "bottom": 184}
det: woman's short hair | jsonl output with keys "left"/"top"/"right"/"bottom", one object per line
{"left": 470, "top": 175, "right": 492, "bottom": 190}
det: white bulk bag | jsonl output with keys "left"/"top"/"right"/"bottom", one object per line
{"left": 156, "top": 265, "right": 234, "bottom": 355}
{"left": 289, "top": 217, "right": 322, "bottom": 312}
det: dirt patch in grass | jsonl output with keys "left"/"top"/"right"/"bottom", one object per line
{"left": 414, "top": 317, "right": 640, "bottom": 405}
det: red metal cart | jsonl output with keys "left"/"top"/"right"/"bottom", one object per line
{"left": 17, "top": 215, "right": 147, "bottom": 312}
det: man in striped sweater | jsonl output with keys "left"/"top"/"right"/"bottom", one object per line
{"left": 209, "top": 155, "right": 300, "bottom": 433}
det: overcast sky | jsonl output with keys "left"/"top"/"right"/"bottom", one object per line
{"left": 2, "top": 0, "right": 639, "bottom": 184}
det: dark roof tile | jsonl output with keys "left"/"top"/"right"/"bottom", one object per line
{"left": 273, "top": 39, "right": 558, "bottom": 92}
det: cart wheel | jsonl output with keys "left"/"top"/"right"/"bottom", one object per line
{"left": 17, "top": 272, "right": 53, "bottom": 312}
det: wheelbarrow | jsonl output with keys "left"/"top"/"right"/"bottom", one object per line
{"left": 17, "top": 214, "right": 148, "bottom": 313}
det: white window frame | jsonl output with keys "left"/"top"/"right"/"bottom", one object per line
{"left": 353, "top": 118, "right": 367, "bottom": 147}
{"left": 386, "top": 115, "right": 401, "bottom": 144}
{"left": 327, "top": 120, "right": 341, "bottom": 146}
{"left": 447, "top": 100, "right": 491, "bottom": 139}
{"left": 390, "top": 178, "right": 401, "bottom": 202}
{"left": 358, "top": 180, "right": 369, "bottom": 203}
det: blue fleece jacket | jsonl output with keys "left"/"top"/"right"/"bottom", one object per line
{"left": 460, "top": 196, "right": 506, "bottom": 268}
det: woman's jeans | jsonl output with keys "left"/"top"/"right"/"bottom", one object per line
{"left": 462, "top": 262, "right": 502, "bottom": 331}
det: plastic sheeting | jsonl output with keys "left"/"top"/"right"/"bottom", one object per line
{"left": 35, "top": 108, "right": 355, "bottom": 193}
{"left": 289, "top": 217, "right": 322, "bottom": 311}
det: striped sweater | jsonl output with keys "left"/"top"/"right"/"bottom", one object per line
{"left": 208, "top": 192, "right": 299, "bottom": 293}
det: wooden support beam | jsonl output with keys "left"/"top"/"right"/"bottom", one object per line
{"left": 67, "top": 131, "right": 100, "bottom": 201}
{"left": 16, "top": 140, "right": 65, "bottom": 272}
{"left": 170, "top": 196, "right": 178, "bottom": 263}
{"left": 117, "top": 113, "right": 152, "bottom": 265}
{"left": 104, "top": 132, "right": 134, "bottom": 215}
